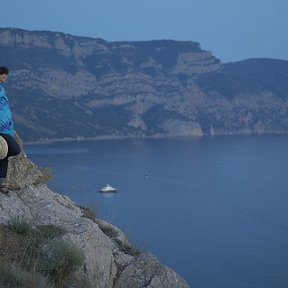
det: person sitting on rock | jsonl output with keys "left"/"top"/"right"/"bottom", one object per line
{"left": 0, "top": 66, "right": 21, "bottom": 196}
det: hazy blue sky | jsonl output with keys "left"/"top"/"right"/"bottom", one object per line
{"left": 1, "top": 0, "right": 287, "bottom": 63}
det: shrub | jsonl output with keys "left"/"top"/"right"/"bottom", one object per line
{"left": 0, "top": 262, "right": 53, "bottom": 288}
{"left": 34, "top": 167, "right": 54, "bottom": 184}
{"left": 36, "top": 225, "right": 66, "bottom": 241}
{"left": 115, "top": 238, "right": 141, "bottom": 256}
{"left": 8, "top": 217, "right": 33, "bottom": 236}
{"left": 39, "top": 240, "right": 85, "bottom": 286}
{"left": 80, "top": 204, "right": 97, "bottom": 222}
{"left": 0, "top": 219, "right": 86, "bottom": 287}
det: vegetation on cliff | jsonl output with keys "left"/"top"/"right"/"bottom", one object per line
{"left": 0, "top": 218, "right": 87, "bottom": 288}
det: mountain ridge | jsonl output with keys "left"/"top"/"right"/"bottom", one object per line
{"left": 0, "top": 27, "right": 288, "bottom": 141}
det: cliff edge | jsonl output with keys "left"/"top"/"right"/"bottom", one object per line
{"left": 0, "top": 134, "right": 190, "bottom": 288}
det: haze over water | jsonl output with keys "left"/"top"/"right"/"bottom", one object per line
{"left": 25, "top": 135, "right": 288, "bottom": 288}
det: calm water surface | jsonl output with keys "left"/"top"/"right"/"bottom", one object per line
{"left": 25, "top": 135, "right": 288, "bottom": 288}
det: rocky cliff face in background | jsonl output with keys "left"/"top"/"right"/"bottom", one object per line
{"left": 0, "top": 134, "right": 190, "bottom": 287}
{"left": 1, "top": 27, "right": 288, "bottom": 141}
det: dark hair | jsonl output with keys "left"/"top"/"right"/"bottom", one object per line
{"left": 0, "top": 66, "right": 9, "bottom": 75}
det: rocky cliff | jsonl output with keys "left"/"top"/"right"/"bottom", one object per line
{"left": 1, "top": 27, "right": 288, "bottom": 142}
{"left": 0, "top": 133, "right": 189, "bottom": 287}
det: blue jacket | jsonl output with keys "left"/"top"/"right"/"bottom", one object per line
{"left": 0, "top": 84, "right": 14, "bottom": 137}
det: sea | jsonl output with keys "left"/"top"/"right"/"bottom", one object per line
{"left": 24, "top": 135, "right": 288, "bottom": 288}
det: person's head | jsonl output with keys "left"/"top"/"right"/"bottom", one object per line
{"left": 0, "top": 66, "right": 9, "bottom": 83}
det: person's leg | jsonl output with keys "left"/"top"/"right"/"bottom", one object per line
{"left": 2, "top": 134, "right": 21, "bottom": 158}
{"left": 0, "top": 134, "right": 20, "bottom": 195}
{"left": 0, "top": 158, "right": 8, "bottom": 181}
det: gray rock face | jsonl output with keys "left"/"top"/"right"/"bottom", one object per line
{"left": 0, "top": 138, "right": 190, "bottom": 288}
{"left": 114, "top": 253, "right": 189, "bottom": 288}
{"left": 7, "top": 132, "right": 42, "bottom": 189}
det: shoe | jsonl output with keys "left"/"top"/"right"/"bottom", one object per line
{"left": 0, "top": 184, "right": 11, "bottom": 197}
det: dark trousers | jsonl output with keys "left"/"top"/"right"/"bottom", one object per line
{"left": 0, "top": 133, "right": 21, "bottom": 179}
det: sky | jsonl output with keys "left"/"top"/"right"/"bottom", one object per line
{"left": 1, "top": 0, "right": 288, "bottom": 63}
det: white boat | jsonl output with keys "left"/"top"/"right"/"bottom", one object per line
{"left": 99, "top": 184, "right": 117, "bottom": 193}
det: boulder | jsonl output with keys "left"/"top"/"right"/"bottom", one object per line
{"left": 114, "top": 253, "right": 189, "bottom": 288}
{"left": 7, "top": 132, "right": 42, "bottom": 189}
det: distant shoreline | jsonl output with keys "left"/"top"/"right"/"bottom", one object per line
{"left": 23, "top": 134, "right": 189, "bottom": 145}
{"left": 24, "top": 136, "right": 122, "bottom": 145}
{"left": 23, "top": 132, "right": 287, "bottom": 145}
